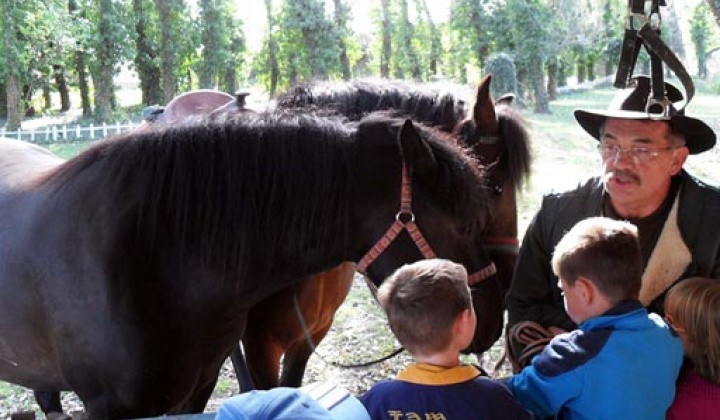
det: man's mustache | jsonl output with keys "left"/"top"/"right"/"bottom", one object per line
{"left": 603, "top": 169, "right": 641, "bottom": 185}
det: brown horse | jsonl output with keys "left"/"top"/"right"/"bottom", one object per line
{"left": 237, "top": 75, "right": 531, "bottom": 391}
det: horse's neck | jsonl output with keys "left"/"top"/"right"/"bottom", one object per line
{"left": 0, "top": 138, "right": 64, "bottom": 193}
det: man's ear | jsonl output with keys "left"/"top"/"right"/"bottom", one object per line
{"left": 669, "top": 146, "right": 689, "bottom": 175}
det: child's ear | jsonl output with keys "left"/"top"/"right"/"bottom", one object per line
{"left": 576, "top": 277, "right": 595, "bottom": 305}
{"left": 455, "top": 309, "right": 476, "bottom": 345}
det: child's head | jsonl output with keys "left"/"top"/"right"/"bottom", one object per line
{"left": 378, "top": 259, "right": 474, "bottom": 357}
{"left": 664, "top": 277, "right": 720, "bottom": 384}
{"left": 552, "top": 217, "right": 642, "bottom": 324}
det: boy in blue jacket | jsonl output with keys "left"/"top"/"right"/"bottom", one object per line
{"left": 507, "top": 217, "right": 683, "bottom": 419}
{"left": 361, "top": 259, "right": 533, "bottom": 420}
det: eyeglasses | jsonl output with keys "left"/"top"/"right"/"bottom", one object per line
{"left": 597, "top": 144, "right": 675, "bottom": 163}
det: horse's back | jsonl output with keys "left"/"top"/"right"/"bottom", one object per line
{"left": 0, "top": 137, "right": 64, "bottom": 194}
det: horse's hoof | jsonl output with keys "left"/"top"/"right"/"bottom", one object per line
{"left": 10, "top": 411, "right": 36, "bottom": 420}
{"left": 69, "top": 412, "right": 88, "bottom": 420}
{"left": 46, "top": 412, "right": 71, "bottom": 420}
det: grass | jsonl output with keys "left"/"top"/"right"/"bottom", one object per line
{"left": 2, "top": 85, "right": 719, "bottom": 416}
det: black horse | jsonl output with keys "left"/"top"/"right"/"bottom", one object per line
{"left": 0, "top": 110, "right": 495, "bottom": 419}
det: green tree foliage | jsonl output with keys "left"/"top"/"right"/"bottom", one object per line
{"left": 1, "top": 0, "right": 78, "bottom": 127}
{"left": 198, "top": 0, "right": 246, "bottom": 90}
{"left": 368, "top": 0, "right": 441, "bottom": 81}
{"left": 706, "top": 0, "right": 720, "bottom": 29}
{"left": 446, "top": 0, "right": 489, "bottom": 83}
{"left": 691, "top": 1, "right": 713, "bottom": 79}
{"left": 133, "top": 0, "right": 163, "bottom": 105}
{"left": 332, "top": 0, "right": 352, "bottom": 80}
{"left": 484, "top": 52, "right": 518, "bottom": 99}
{"left": 274, "top": 0, "right": 341, "bottom": 88}
{"left": 221, "top": 13, "right": 247, "bottom": 93}
{"left": 489, "top": 0, "right": 552, "bottom": 113}
{"left": 89, "top": 0, "right": 135, "bottom": 121}
{"left": 4, "top": 0, "right": 714, "bottom": 124}
{"left": 254, "top": 0, "right": 280, "bottom": 97}
{"left": 155, "top": 0, "right": 192, "bottom": 102}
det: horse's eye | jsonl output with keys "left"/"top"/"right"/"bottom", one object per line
{"left": 459, "top": 223, "right": 475, "bottom": 237}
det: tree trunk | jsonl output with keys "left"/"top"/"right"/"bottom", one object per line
{"left": 54, "top": 65, "right": 71, "bottom": 111}
{"left": 531, "top": 58, "right": 550, "bottom": 114}
{"left": 0, "top": 83, "right": 6, "bottom": 118}
{"left": 546, "top": 58, "right": 558, "bottom": 101}
{"left": 470, "top": 3, "right": 486, "bottom": 70}
{"left": 419, "top": 0, "right": 440, "bottom": 76}
{"left": 586, "top": 58, "right": 595, "bottom": 81}
{"left": 222, "top": 65, "right": 238, "bottom": 95}
{"left": 380, "top": 0, "right": 391, "bottom": 78}
{"left": 333, "top": 0, "right": 351, "bottom": 80}
{"left": 43, "top": 85, "right": 52, "bottom": 110}
{"left": 76, "top": 52, "right": 92, "bottom": 117}
{"left": 3, "top": 0, "right": 22, "bottom": 130}
{"left": 558, "top": 61, "right": 568, "bottom": 87}
{"left": 576, "top": 59, "right": 586, "bottom": 84}
{"left": 156, "top": 0, "right": 178, "bottom": 102}
{"left": 199, "top": 0, "right": 221, "bottom": 89}
{"left": 68, "top": 0, "right": 92, "bottom": 117}
{"left": 93, "top": 0, "right": 115, "bottom": 122}
{"left": 264, "top": 0, "right": 279, "bottom": 97}
{"left": 22, "top": 85, "right": 35, "bottom": 118}
{"left": 398, "top": 0, "right": 421, "bottom": 80}
{"left": 133, "top": 0, "right": 163, "bottom": 105}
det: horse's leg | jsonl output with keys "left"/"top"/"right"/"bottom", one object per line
{"left": 229, "top": 345, "right": 255, "bottom": 393}
{"left": 33, "top": 391, "right": 64, "bottom": 419}
{"left": 278, "top": 324, "right": 331, "bottom": 388}
{"left": 280, "top": 263, "right": 356, "bottom": 387}
{"left": 242, "top": 336, "right": 284, "bottom": 390}
{"left": 167, "top": 369, "right": 221, "bottom": 415}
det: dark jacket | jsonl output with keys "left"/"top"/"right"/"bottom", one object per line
{"left": 506, "top": 170, "right": 720, "bottom": 331}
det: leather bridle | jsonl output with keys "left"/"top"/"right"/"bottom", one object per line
{"left": 356, "top": 163, "right": 497, "bottom": 288}
{"left": 468, "top": 132, "right": 521, "bottom": 258}
{"left": 614, "top": 0, "right": 693, "bottom": 117}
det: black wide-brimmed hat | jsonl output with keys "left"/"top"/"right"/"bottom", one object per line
{"left": 574, "top": 76, "right": 716, "bottom": 154}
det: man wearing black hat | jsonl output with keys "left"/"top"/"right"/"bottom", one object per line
{"left": 504, "top": 76, "right": 720, "bottom": 371}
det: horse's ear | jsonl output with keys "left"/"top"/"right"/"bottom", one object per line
{"left": 495, "top": 92, "right": 515, "bottom": 106}
{"left": 473, "top": 74, "right": 498, "bottom": 128}
{"left": 398, "top": 120, "right": 436, "bottom": 177}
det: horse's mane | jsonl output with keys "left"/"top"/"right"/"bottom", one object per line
{"left": 41, "top": 110, "right": 490, "bottom": 283}
{"left": 44, "top": 111, "right": 357, "bottom": 281}
{"left": 494, "top": 102, "right": 532, "bottom": 189}
{"left": 278, "top": 79, "right": 532, "bottom": 190}
{"left": 276, "top": 79, "right": 467, "bottom": 132}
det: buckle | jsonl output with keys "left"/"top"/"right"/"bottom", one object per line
{"left": 645, "top": 97, "right": 675, "bottom": 120}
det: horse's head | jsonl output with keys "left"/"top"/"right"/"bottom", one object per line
{"left": 350, "top": 116, "right": 502, "bottom": 353}
{"left": 450, "top": 74, "right": 533, "bottom": 352}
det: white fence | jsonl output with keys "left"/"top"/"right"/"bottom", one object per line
{"left": 0, "top": 121, "right": 141, "bottom": 144}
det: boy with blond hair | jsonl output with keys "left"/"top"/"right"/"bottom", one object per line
{"left": 507, "top": 217, "right": 683, "bottom": 419}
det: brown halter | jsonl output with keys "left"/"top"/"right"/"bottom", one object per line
{"left": 357, "top": 163, "right": 497, "bottom": 287}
